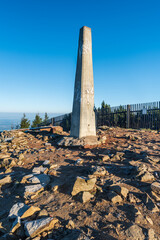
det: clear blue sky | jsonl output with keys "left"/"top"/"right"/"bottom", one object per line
{"left": 0, "top": 0, "right": 160, "bottom": 113}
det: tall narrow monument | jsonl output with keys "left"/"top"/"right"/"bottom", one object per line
{"left": 70, "top": 26, "right": 96, "bottom": 138}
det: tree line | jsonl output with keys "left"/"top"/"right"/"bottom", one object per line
{"left": 13, "top": 113, "right": 49, "bottom": 129}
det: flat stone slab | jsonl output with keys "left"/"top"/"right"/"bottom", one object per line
{"left": 24, "top": 217, "right": 58, "bottom": 238}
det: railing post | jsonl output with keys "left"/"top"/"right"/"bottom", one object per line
{"left": 51, "top": 118, "right": 54, "bottom": 126}
{"left": 126, "top": 104, "right": 130, "bottom": 128}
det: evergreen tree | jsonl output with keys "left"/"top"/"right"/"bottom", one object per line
{"left": 44, "top": 112, "right": 49, "bottom": 123}
{"left": 20, "top": 114, "right": 30, "bottom": 129}
{"left": 31, "top": 114, "right": 42, "bottom": 128}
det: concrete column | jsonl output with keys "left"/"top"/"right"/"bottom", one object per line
{"left": 70, "top": 26, "right": 96, "bottom": 138}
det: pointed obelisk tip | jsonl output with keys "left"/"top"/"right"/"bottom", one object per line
{"left": 80, "top": 26, "right": 91, "bottom": 31}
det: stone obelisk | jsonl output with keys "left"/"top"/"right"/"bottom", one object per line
{"left": 70, "top": 26, "right": 96, "bottom": 138}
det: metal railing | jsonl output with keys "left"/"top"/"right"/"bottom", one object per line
{"left": 39, "top": 101, "right": 160, "bottom": 131}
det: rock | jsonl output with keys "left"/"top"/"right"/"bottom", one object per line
{"left": 107, "top": 191, "right": 123, "bottom": 204}
{"left": 32, "top": 166, "right": 47, "bottom": 174}
{"left": 10, "top": 217, "right": 21, "bottom": 233}
{"left": 151, "top": 182, "right": 160, "bottom": 195}
{"left": 91, "top": 166, "right": 106, "bottom": 176}
{"left": 8, "top": 202, "right": 40, "bottom": 219}
{"left": 109, "top": 184, "right": 129, "bottom": 198}
{"left": 0, "top": 153, "right": 11, "bottom": 159}
{"left": 61, "top": 230, "right": 90, "bottom": 240}
{"left": 27, "top": 174, "right": 50, "bottom": 186}
{"left": 151, "top": 191, "right": 160, "bottom": 201}
{"left": 135, "top": 215, "right": 147, "bottom": 225}
{"left": 128, "top": 193, "right": 138, "bottom": 203}
{"left": 37, "top": 209, "right": 48, "bottom": 218}
{"left": 75, "top": 158, "right": 84, "bottom": 165}
{"left": 102, "top": 155, "right": 110, "bottom": 161}
{"left": 82, "top": 191, "right": 94, "bottom": 203}
{"left": 50, "top": 126, "right": 63, "bottom": 134}
{"left": 66, "top": 220, "right": 75, "bottom": 229}
{"left": 145, "top": 216, "right": 153, "bottom": 225}
{"left": 43, "top": 160, "right": 50, "bottom": 165}
{"left": 20, "top": 174, "right": 34, "bottom": 184}
{"left": 24, "top": 184, "right": 44, "bottom": 198}
{"left": 140, "top": 172, "right": 155, "bottom": 182}
{"left": 24, "top": 217, "right": 58, "bottom": 238}
{"left": 125, "top": 224, "right": 145, "bottom": 240}
{"left": 0, "top": 174, "right": 12, "bottom": 186}
{"left": 143, "top": 193, "right": 159, "bottom": 212}
{"left": 148, "top": 229, "right": 159, "bottom": 240}
{"left": 71, "top": 176, "right": 96, "bottom": 196}
{"left": 18, "top": 153, "right": 24, "bottom": 161}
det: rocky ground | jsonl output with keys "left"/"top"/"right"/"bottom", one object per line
{"left": 0, "top": 126, "right": 160, "bottom": 240}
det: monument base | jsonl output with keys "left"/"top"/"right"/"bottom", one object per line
{"left": 57, "top": 136, "right": 100, "bottom": 147}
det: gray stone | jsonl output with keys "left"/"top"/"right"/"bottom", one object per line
{"left": 43, "top": 160, "right": 50, "bottom": 165}
{"left": 32, "top": 166, "right": 47, "bottom": 174}
{"left": 109, "top": 185, "right": 129, "bottom": 198}
{"left": 27, "top": 174, "right": 50, "bottom": 186}
{"left": 8, "top": 202, "right": 28, "bottom": 219}
{"left": 24, "top": 217, "right": 58, "bottom": 238}
{"left": 91, "top": 166, "right": 106, "bottom": 176}
{"left": 24, "top": 184, "right": 44, "bottom": 197}
{"left": 71, "top": 176, "right": 96, "bottom": 196}
{"left": 125, "top": 224, "right": 145, "bottom": 240}
{"left": 107, "top": 191, "right": 123, "bottom": 204}
{"left": 82, "top": 191, "right": 94, "bottom": 203}
{"left": 0, "top": 174, "right": 12, "bottom": 186}
{"left": 70, "top": 26, "right": 96, "bottom": 138}
{"left": 8, "top": 202, "right": 40, "bottom": 219}
{"left": 151, "top": 182, "right": 160, "bottom": 195}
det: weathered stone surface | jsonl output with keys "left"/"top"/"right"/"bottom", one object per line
{"left": 43, "top": 160, "right": 50, "bottom": 165}
{"left": 8, "top": 202, "right": 40, "bottom": 219}
{"left": 71, "top": 176, "right": 96, "bottom": 196}
{"left": 82, "top": 191, "right": 94, "bottom": 203}
{"left": 91, "top": 166, "right": 106, "bottom": 176}
{"left": 140, "top": 172, "right": 155, "bottom": 182}
{"left": 151, "top": 191, "right": 160, "bottom": 201}
{"left": 125, "top": 224, "right": 145, "bottom": 240}
{"left": 148, "top": 229, "right": 159, "bottom": 240}
{"left": 66, "top": 220, "right": 75, "bottom": 229}
{"left": 24, "top": 217, "right": 58, "bottom": 238}
{"left": 107, "top": 191, "right": 123, "bottom": 204}
{"left": 70, "top": 26, "right": 96, "bottom": 138}
{"left": 27, "top": 174, "right": 50, "bottom": 186}
{"left": 32, "top": 166, "right": 47, "bottom": 174}
{"left": 109, "top": 185, "right": 129, "bottom": 198}
{"left": 0, "top": 174, "right": 12, "bottom": 186}
{"left": 10, "top": 217, "right": 21, "bottom": 233}
{"left": 24, "top": 184, "right": 44, "bottom": 197}
{"left": 151, "top": 182, "right": 160, "bottom": 195}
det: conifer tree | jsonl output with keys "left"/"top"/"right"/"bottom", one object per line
{"left": 31, "top": 114, "right": 42, "bottom": 128}
{"left": 20, "top": 114, "right": 30, "bottom": 129}
{"left": 44, "top": 112, "right": 49, "bottom": 122}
